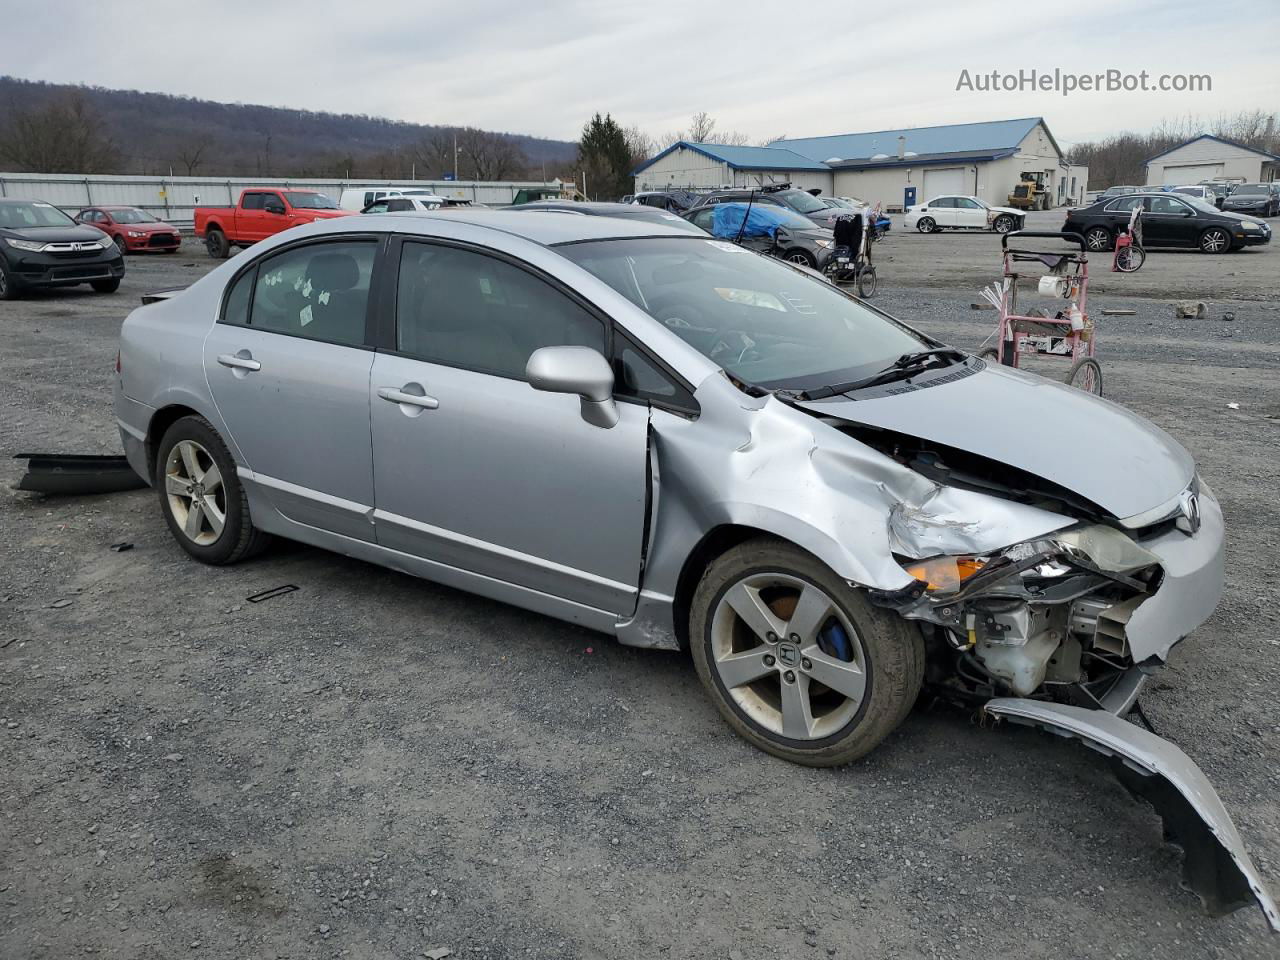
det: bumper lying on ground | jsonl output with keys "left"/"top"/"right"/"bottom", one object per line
{"left": 985, "top": 698, "right": 1280, "bottom": 933}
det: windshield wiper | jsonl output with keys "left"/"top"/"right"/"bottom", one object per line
{"left": 797, "top": 348, "right": 966, "bottom": 400}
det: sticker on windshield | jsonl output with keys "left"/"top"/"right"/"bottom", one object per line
{"left": 706, "top": 240, "right": 748, "bottom": 253}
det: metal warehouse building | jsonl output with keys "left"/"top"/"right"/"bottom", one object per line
{"left": 633, "top": 117, "right": 1087, "bottom": 211}
{"left": 1144, "top": 135, "right": 1279, "bottom": 186}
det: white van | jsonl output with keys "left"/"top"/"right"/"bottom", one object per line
{"left": 339, "top": 187, "right": 444, "bottom": 211}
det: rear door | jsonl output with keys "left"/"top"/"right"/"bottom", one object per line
{"left": 927, "top": 197, "right": 957, "bottom": 227}
{"left": 368, "top": 237, "right": 650, "bottom": 615}
{"left": 203, "top": 236, "right": 381, "bottom": 540}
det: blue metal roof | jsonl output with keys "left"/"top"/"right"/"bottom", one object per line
{"left": 632, "top": 140, "right": 831, "bottom": 175}
{"left": 1144, "top": 133, "right": 1280, "bottom": 164}
{"left": 770, "top": 118, "right": 1050, "bottom": 163}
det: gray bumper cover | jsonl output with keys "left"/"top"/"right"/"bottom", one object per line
{"left": 985, "top": 698, "right": 1279, "bottom": 933}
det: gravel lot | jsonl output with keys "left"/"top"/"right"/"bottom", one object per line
{"left": 3, "top": 221, "right": 1279, "bottom": 960}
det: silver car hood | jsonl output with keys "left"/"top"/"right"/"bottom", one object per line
{"left": 799, "top": 363, "right": 1194, "bottom": 524}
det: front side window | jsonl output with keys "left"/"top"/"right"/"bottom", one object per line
{"left": 558, "top": 237, "right": 929, "bottom": 393}
{"left": 232, "top": 241, "right": 375, "bottom": 347}
{"left": 396, "top": 242, "right": 604, "bottom": 380}
{"left": 956, "top": 198, "right": 982, "bottom": 209}
{"left": 1105, "top": 197, "right": 1143, "bottom": 213}
{"left": 111, "top": 208, "right": 157, "bottom": 224}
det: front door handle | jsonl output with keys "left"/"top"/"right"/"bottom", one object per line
{"left": 217, "top": 352, "right": 261, "bottom": 372}
{"left": 377, "top": 384, "right": 439, "bottom": 411}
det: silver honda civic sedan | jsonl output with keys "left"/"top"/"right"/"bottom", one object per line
{"left": 114, "top": 212, "right": 1278, "bottom": 924}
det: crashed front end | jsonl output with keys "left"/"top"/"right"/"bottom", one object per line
{"left": 883, "top": 480, "right": 1223, "bottom": 715}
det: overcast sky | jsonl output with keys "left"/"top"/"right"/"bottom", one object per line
{"left": 3, "top": 0, "right": 1276, "bottom": 148}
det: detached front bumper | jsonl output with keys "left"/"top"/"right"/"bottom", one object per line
{"left": 986, "top": 698, "right": 1279, "bottom": 932}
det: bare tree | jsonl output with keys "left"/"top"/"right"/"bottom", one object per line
{"left": 0, "top": 91, "right": 118, "bottom": 172}
{"left": 659, "top": 112, "right": 753, "bottom": 147}
{"left": 688, "top": 111, "right": 716, "bottom": 142}
{"left": 174, "top": 135, "right": 212, "bottom": 175}
{"left": 622, "top": 124, "right": 658, "bottom": 168}
{"left": 411, "top": 128, "right": 459, "bottom": 179}
{"left": 455, "top": 127, "right": 525, "bottom": 180}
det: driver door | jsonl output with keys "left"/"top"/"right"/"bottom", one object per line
{"left": 954, "top": 197, "right": 986, "bottom": 228}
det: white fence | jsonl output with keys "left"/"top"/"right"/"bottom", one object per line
{"left": 0, "top": 173, "right": 566, "bottom": 228}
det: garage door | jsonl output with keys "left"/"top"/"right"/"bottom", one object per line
{"left": 924, "top": 167, "right": 966, "bottom": 197}
{"left": 1162, "top": 163, "right": 1223, "bottom": 184}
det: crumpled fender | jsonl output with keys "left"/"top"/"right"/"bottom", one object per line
{"left": 985, "top": 698, "right": 1280, "bottom": 932}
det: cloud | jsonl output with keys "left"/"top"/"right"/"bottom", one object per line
{"left": 0, "top": 0, "right": 1275, "bottom": 146}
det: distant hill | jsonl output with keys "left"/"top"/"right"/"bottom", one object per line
{"left": 0, "top": 76, "right": 578, "bottom": 179}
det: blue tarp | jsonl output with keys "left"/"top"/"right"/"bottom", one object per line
{"left": 711, "top": 203, "right": 790, "bottom": 240}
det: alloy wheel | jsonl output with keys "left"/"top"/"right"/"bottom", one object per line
{"left": 164, "top": 439, "right": 226, "bottom": 545}
{"left": 1200, "top": 229, "right": 1228, "bottom": 253}
{"left": 710, "top": 573, "right": 867, "bottom": 741}
{"left": 1085, "top": 228, "right": 1110, "bottom": 251}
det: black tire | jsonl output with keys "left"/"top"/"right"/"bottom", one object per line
{"left": 205, "top": 228, "right": 230, "bottom": 260}
{"left": 1199, "top": 227, "right": 1230, "bottom": 254}
{"left": 784, "top": 249, "right": 816, "bottom": 268}
{"left": 1066, "top": 356, "right": 1103, "bottom": 395}
{"left": 0, "top": 260, "right": 20, "bottom": 301}
{"left": 1115, "top": 244, "right": 1146, "bottom": 272}
{"left": 690, "top": 537, "right": 925, "bottom": 767}
{"left": 978, "top": 346, "right": 999, "bottom": 362}
{"left": 916, "top": 216, "right": 936, "bottom": 234}
{"left": 856, "top": 264, "right": 877, "bottom": 298}
{"left": 992, "top": 215, "right": 1016, "bottom": 234}
{"left": 155, "top": 415, "right": 271, "bottom": 565}
{"left": 1084, "top": 226, "right": 1112, "bottom": 252}
{"left": 90, "top": 278, "right": 121, "bottom": 294}
{"left": 113, "top": 235, "right": 128, "bottom": 256}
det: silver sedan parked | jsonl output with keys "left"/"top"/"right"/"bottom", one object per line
{"left": 114, "top": 211, "right": 1274, "bottom": 928}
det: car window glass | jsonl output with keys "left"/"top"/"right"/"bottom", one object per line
{"left": 613, "top": 332, "right": 693, "bottom": 409}
{"left": 689, "top": 209, "right": 715, "bottom": 231}
{"left": 1148, "top": 196, "right": 1189, "bottom": 215}
{"left": 365, "top": 202, "right": 389, "bottom": 214}
{"left": 956, "top": 198, "right": 981, "bottom": 209}
{"left": 396, "top": 242, "right": 605, "bottom": 380}
{"left": 930, "top": 198, "right": 953, "bottom": 208}
{"left": 1107, "top": 197, "right": 1142, "bottom": 212}
{"left": 387, "top": 198, "right": 414, "bottom": 212}
{"left": 242, "top": 193, "right": 265, "bottom": 210}
{"left": 244, "top": 241, "right": 375, "bottom": 346}
{"left": 222, "top": 267, "right": 254, "bottom": 326}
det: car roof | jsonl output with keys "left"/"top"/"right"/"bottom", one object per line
{"left": 372, "top": 209, "right": 699, "bottom": 244}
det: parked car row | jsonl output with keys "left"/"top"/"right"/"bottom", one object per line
{"left": 1086, "top": 181, "right": 1278, "bottom": 216}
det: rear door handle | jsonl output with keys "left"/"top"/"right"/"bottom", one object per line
{"left": 377, "top": 385, "right": 439, "bottom": 410}
{"left": 217, "top": 353, "right": 261, "bottom": 372}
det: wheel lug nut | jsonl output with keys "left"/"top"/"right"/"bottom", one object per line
{"left": 784, "top": 670, "right": 796, "bottom": 683}
{"left": 789, "top": 634, "right": 800, "bottom": 643}
{"left": 801, "top": 658, "right": 812, "bottom": 670}
{"left": 766, "top": 632, "right": 777, "bottom": 643}
{"left": 763, "top": 655, "right": 775, "bottom": 667}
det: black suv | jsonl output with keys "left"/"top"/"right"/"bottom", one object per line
{"left": 685, "top": 184, "right": 839, "bottom": 228}
{"left": 0, "top": 198, "right": 125, "bottom": 299}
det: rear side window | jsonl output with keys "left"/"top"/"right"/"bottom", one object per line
{"left": 224, "top": 241, "right": 376, "bottom": 347}
{"left": 242, "top": 193, "right": 266, "bottom": 210}
{"left": 387, "top": 198, "right": 414, "bottom": 212}
{"left": 395, "top": 241, "right": 604, "bottom": 380}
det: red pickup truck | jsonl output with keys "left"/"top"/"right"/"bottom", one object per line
{"left": 194, "top": 188, "right": 353, "bottom": 259}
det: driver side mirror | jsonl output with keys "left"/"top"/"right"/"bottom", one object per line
{"left": 526, "top": 346, "right": 618, "bottom": 428}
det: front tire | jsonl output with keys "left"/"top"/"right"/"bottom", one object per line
{"left": 0, "top": 261, "right": 20, "bottom": 300}
{"left": 1199, "top": 227, "right": 1230, "bottom": 254}
{"left": 155, "top": 416, "right": 270, "bottom": 565}
{"left": 993, "top": 215, "right": 1016, "bottom": 233}
{"left": 1084, "top": 226, "right": 1112, "bottom": 252}
{"left": 916, "top": 216, "right": 936, "bottom": 234}
{"left": 113, "top": 235, "right": 128, "bottom": 256}
{"left": 784, "top": 249, "right": 816, "bottom": 268}
{"left": 690, "top": 537, "right": 924, "bottom": 766}
{"left": 90, "top": 278, "right": 121, "bottom": 294}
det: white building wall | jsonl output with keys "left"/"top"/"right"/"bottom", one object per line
{"left": 633, "top": 147, "right": 730, "bottom": 191}
{"left": 1145, "top": 138, "right": 1274, "bottom": 185}
{"left": 0, "top": 172, "right": 562, "bottom": 224}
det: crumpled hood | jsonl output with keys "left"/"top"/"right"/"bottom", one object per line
{"left": 799, "top": 362, "right": 1194, "bottom": 523}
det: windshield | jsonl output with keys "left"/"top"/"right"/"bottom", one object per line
{"left": 774, "top": 189, "right": 828, "bottom": 215}
{"left": 557, "top": 237, "right": 930, "bottom": 390}
{"left": 1232, "top": 185, "right": 1267, "bottom": 196}
{"left": 1183, "top": 196, "right": 1221, "bottom": 214}
{"left": 284, "top": 192, "right": 339, "bottom": 209}
{"left": 0, "top": 201, "right": 76, "bottom": 229}
{"left": 110, "top": 208, "right": 159, "bottom": 223}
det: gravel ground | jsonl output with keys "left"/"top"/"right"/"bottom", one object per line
{"left": 2, "top": 229, "right": 1279, "bottom": 960}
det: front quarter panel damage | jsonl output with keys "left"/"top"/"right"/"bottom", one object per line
{"left": 985, "top": 698, "right": 1280, "bottom": 933}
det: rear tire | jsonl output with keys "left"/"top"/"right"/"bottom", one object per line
{"left": 205, "top": 228, "right": 230, "bottom": 259}
{"left": 90, "top": 278, "right": 121, "bottom": 294}
{"left": 155, "top": 415, "right": 271, "bottom": 565}
{"left": 1084, "top": 226, "right": 1112, "bottom": 252}
{"left": 690, "top": 537, "right": 924, "bottom": 767}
